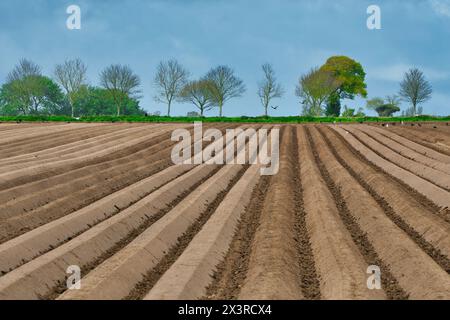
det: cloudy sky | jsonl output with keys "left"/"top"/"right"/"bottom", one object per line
{"left": 0, "top": 0, "right": 449, "bottom": 116}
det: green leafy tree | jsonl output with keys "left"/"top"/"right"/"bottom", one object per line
{"left": 72, "top": 86, "right": 144, "bottom": 116}
{"left": 295, "top": 68, "right": 341, "bottom": 116}
{"left": 341, "top": 106, "right": 356, "bottom": 117}
{"left": 355, "top": 107, "right": 366, "bottom": 117}
{"left": 375, "top": 104, "right": 400, "bottom": 117}
{"left": 325, "top": 92, "right": 341, "bottom": 116}
{"left": 366, "top": 96, "right": 400, "bottom": 117}
{"left": 340, "top": 106, "right": 365, "bottom": 117}
{"left": 1, "top": 59, "right": 43, "bottom": 115}
{"left": 366, "top": 97, "right": 385, "bottom": 111}
{"left": 0, "top": 81, "right": 28, "bottom": 115}
{"left": 0, "top": 75, "right": 66, "bottom": 115}
{"left": 320, "top": 56, "right": 367, "bottom": 115}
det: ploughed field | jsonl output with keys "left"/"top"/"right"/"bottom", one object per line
{"left": 0, "top": 121, "right": 449, "bottom": 300}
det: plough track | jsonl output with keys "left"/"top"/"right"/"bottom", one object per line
{"left": 341, "top": 125, "right": 450, "bottom": 190}
{"left": 378, "top": 124, "right": 450, "bottom": 156}
{"left": 0, "top": 122, "right": 449, "bottom": 300}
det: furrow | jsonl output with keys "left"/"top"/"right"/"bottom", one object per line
{"left": 144, "top": 165, "right": 261, "bottom": 300}
{"left": 0, "top": 124, "right": 130, "bottom": 159}
{"left": 57, "top": 125, "right": 266, "bottom": 300}
{"left": 342, "top": 125, "right": 450, "bottom": 191}
{"left": 383, "top": 125, "right": 450, "bottom": 156}
{"left": 331, "top": 125, "right": 450, "bottom": 210}
{"left": 0, "top": 124, "right": 185, "bottom": 190}
{"left": 0, "top": 123, "right": 98, "bottom": 144}
{"left": 0, "top": 164, "right": 194, "bottom": 274}
{"left": 0, "top": 165, "right": 219, "bottom": 300}
{"left": 0, "top": 124, "right": 176, "bottom": 172}
{"left": 0, "top": 122, "right": 237, "bottom": 250}
{"left": 367, "top": 125, "right": 450, "bottom": 164}
{"left": 319, "top": 126, "right": 450, "bottom": 272}
{"left": 0, "top": 123, "right": 60, "bottom": 132}
{"left": 59, "top": 165, "right": 245, "bottom": 300}
{"left": 0, "top": 123, "right": 227, "bottom": 207}
{"left": 0, "top": 123, "right": 150, "bottom": 164}
{"left": 356, "top": 125, "right": 450, "bottom": 173}
{"left": 238, "top": 126, "right": 320, "bottom": 300}
{"left": 142, "top": 128, "right": 274, "bottom": 300}
{"left": 308, "top": 126, "right": 450, "bottom": 300}
{"left": 296, "top": 126, "right": 386, "bottom": 300}
{"left": 204, "top": 175, "right": 270, "bottom": 300}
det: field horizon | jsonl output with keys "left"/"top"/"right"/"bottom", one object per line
{"left": 1, "top": 114, "right": 450, "bottom": 124}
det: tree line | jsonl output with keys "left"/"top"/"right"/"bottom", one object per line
{"left": 0, "top": 56, "right": 433, "bottom": 118}
{"left": 295, "top": 56, "right": 433, "bottom": 117}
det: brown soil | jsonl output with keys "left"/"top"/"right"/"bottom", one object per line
{"left": 1, "top": 123, "right": 450, "bottom": 300}
{"left": 381, "top": 125, "right": 450, "bottom": 156}
{"left": 237, "top": 126, "right": 320, "bottom": 300}
{"left": 204, "top": 175, "right": 270, "bottom": 300}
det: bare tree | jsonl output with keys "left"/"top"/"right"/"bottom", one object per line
{"left": 153, "top": 59, "right": 189, "bottom": 116}
{"left": 178, "top": 79, "right": 214, "bottom": 116}
{"left": 7, "top": 58, "right": 41, "bottom": 82}
{"left": 54, "top": 58, "right": 87, "bottom": 117}
{"left": 205, "top": 65, "right": 246, "bottom": 117}
{"left": 100, "top": 64, "right": 141, "bottom": 116}
{"left": 399, "top": 68, "right": 432, "bottom": 116}
{"left": 295, "top": 68, "right": 341, "bottom": 116}
{"left": 257, "top": 63, "right": 284, "bottom": 116}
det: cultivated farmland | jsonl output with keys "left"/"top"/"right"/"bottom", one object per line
{"left": 0, "top": 122, "right": 449, "bottom": 300}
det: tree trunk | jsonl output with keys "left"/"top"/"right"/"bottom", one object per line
{"left": 69, "top": 96, "right": 74, "bottom": 118}
{"left": 113, "top": 94, "right": 120, "bottom": 116}
{"left": 67, "top": 93, "right": 74, "bottom": 118}
{"left": 219, "top": 102, "right": 223, "bottom": 117}
{"left": 167, "top": 101, "right": 171, "bottom": 117}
